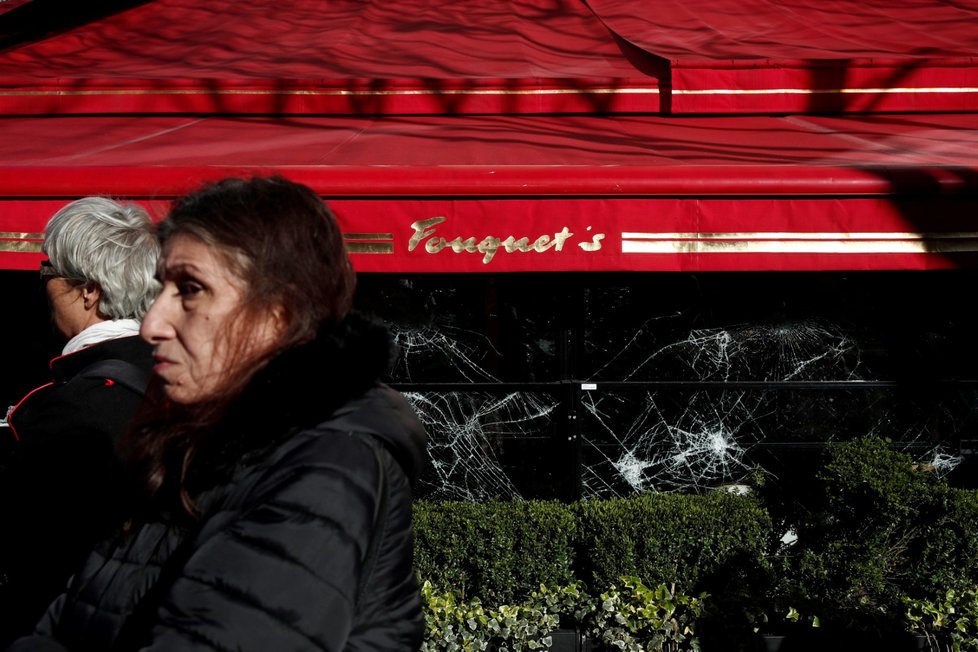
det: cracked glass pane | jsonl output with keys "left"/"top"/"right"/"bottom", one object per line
{"left": 579, "top": 388, "right": 762, "bottom": 495}
{"left": 405, "top": 390, "right": 561, "bottom": 500}
{"left": 5, "top": 268, "right": 978, "bottom": 502}
{"left": 353, "top": 271, "right": 978, "bottom": 500}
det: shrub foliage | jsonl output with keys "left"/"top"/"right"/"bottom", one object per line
{"left": 414, "top": 437, "right": 978, "bottom": 650}
{"left": 414, "top": 500, "right": 576, "bottom": 605}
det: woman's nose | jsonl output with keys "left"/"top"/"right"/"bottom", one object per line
{"left": 140, "top": 292, "right": 174, "bottom": 343}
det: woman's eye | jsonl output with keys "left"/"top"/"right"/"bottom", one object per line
{"left": 177, "top": 281, "right": 203, "bottom": 297}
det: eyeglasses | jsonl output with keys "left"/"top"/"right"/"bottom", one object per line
{"left": 39, "top": 260, "right": 60, "bottom": 282}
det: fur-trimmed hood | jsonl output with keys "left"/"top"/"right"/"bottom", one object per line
{"left": 186, "top": 312, "right": 426, "bottom": 493}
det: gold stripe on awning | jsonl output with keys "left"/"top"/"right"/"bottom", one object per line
{"left": 621, "top": 232, "right": 978, "bottom": 254}
{"left": 0, "top": 232, "right": 43, "bottom": 254}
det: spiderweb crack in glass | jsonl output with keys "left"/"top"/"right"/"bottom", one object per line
{"left": 595, "top": 319, "right": 864, "bottom": 383}
{"left": 927, "top": 451, "right": 964, "bottom": 476}
{"left": 391, "top": 317, "right": 965, "bottom": 499}
{"left": 404, "top": 391, "right": 557, "bottom": 500}
{"left": 394, "top": 325, "right": 499, "bottom": 382}
{"left": 581, "top": 390, "right": 762, "bottom": 495}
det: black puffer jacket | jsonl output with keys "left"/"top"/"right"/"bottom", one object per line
{"left": 8, "top": 316, "right": 427, "bottom": 652}
{"left": 0, "top": 336, "right": 153, "bottom": 647}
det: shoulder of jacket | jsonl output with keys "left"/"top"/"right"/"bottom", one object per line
{"left": 281, "top": 425, "right": 383, "bottom": 469}
{"left": 73, "top": 359, "right": 151, "bottom": 395}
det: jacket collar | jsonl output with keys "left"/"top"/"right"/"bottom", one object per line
{"left": 50, "top": 335, "right": 152, "bottom": 382}
{"left": 187, "top": 312, "right": 395, "bottom": 489}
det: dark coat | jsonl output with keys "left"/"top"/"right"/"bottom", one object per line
{"left": 0, "top": 335, "right": 153, "bottom": 647}
{"left": 9, "top": 316, "right": 427, "bottom": 652}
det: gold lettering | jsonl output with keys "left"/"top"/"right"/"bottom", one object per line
{"left": 504, "top": 236, "right": 532, "bottom": 253}
{"left": 532, "top": 235, "right": 553, "bottom": 252}
{"left": 409, "top": 216, "right": 447, "bottom": 251}
{"left": 478, "top": 236, "right": 502, "bottom": 263}
{"left": 408, "top": 217, "right": 602, "bottom": 264}
{"left": 579, "top": 233, "right": 606, "bottom": 252}
{"left": 553, "top": 227, "right": 573, "bottom": 250}
{"left": 448, "top": 236, "right": 479, "bottom": 253}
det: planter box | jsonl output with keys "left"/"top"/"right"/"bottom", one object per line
{"left": 757, "top": 631, "right": 948, "bottom": 652}
{"left": 547, "top": 629, "right": 581, "bottom": 652}
{"left": 485, "top": 629, "right": 581, "bottom": 652}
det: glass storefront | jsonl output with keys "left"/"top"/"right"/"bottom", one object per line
{"left": 356, "top": 271, "right": 978, "bottom": 499}
{"left": 6, "top": 269, "right": 978, "bottom": 499}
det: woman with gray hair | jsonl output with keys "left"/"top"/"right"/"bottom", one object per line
{"left": 40, "top": 196, "right": 160, "bottom": 347}
{"left": 0, "top": 197, "right": 160, "bottom": 647}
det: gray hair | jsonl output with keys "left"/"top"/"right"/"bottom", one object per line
{"left": 43, "top": 197, "right": 161, "bottom": 320}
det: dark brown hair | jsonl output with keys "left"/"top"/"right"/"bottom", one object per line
{"left": 122, "top": 176, "right": 356, "bottom": 515}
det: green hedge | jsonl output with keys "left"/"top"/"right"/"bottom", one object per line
{"left": 918, "top": 487, "right": 978, "bottom": 595}
{"left": 769, "top": 436, "right": 978, "bottom": 635}
{"left": 572, "top": 492, "right": 771, "bottom": 593}
{"left": 414, "top": 492, "right": 770, "bottom": 602}
{"left": 575, "top": 492, "right": 773, "bottom": 649}
{"left": 413, "top": 499, "right": 576, "bottom": 605}
{"left": 413, "top": 440, "right": 978, "bottom": 649}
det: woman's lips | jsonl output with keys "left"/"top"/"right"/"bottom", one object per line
{"left": 152, "top": 355, "right": 175, "bottom": 375}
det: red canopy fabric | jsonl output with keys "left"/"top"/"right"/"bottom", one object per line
{"left": 2, "top": 113, "right": 977, "bottom": 173}
{"left": 2, "top": 0, "right": 976, "bottom": 114}
{"left": 1, "top": 0, "right": 977, "bottom": 272}
{"left": 586, "top": 0, "right": 978, "bottom": 113}
{"left": 589, "top": 0, "right": 978, "bottom": 61}
{"left": 0, "top": 0, "right": 33, "bottom": 17}
{"left": 0, "top": 0, "right": 662, "bottom": 114}
{"left": 2, "top": 112, "right": 977, "bottom": 272}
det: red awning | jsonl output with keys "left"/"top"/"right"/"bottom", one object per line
{"left": 2, "top": 112, "right": 977, "bottom": 272}
{"left": 2, "top": 0, "right": 977, "bottom": 115}
{"left": 0, "top": 0, "right": 33, "bottom": 17}
{"left": 587, "top": 0, "right": 978, "bottom": 113}
{"left": 0, "top": 0, "right": 662, "bottom": 115}
{"left": 1, "top": 0, "right": 977, "bottom": 273}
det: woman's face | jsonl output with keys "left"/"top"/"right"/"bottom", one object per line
{"left": 45, "top": 277, "right": 91, "bottom": 340}
{"left": 140, "top": 234, "right": 279, "bottom": 405}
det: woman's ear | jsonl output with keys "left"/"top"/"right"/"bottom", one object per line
{"left": 251, "top": 303, "right": 287, "bottom": 351}
{"left": 81, "top": 283, "right": 102, "bottom": 312}
{"left": 271, "top": 303, "right": 288, "bottom": 339}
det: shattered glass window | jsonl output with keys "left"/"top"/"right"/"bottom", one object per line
{"left": 354, "top": 271, "right": 978, "bottom": 500}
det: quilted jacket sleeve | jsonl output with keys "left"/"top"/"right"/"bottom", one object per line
{"left": 1, "top": 378, "right": 135, "bottom": 647}
{"left": 145, "top": 430, "right": 383, "bottom": 652}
